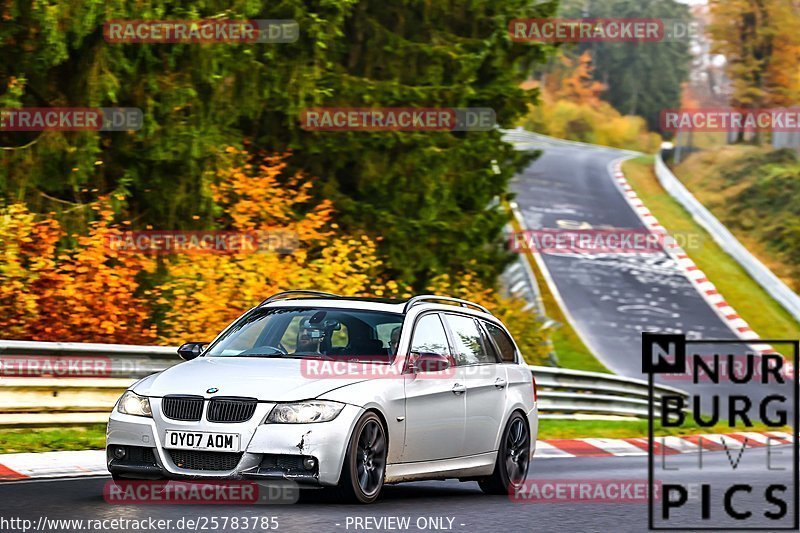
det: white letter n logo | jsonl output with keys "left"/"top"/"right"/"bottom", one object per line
{"left": 643, "top": 333, "right": 686, "bottom": 374}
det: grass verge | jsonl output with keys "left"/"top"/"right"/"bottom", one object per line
{"left": 538, "top": 418, "right": 791, "bottom": 440}
{"left": 0, "top": 421, "right": 787, "bottom": 453}
{"left": 0, "top": 424, "right": 106, "bottom": 454}
{"left": 622, "top": 156, "right": 800, "bottom": 340}
{"left": 674, "top": 145, "right": 800, "bottom": 292}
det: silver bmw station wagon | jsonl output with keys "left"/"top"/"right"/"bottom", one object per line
{"left": 107, "top": 291, "right": 538, "bottom": 503}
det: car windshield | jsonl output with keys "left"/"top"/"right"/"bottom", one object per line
{"left": 205, "top": 307, "right": 404, "bottom": 362}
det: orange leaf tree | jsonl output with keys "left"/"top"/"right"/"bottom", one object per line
{"left": 157, "top": 151, "right": 391, "bottom": 343}
{"left": 0, "top": 202, "right": 156, "bottom": 343}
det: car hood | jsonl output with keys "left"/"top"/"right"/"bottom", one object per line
{"left": 133, "top": 357, "right": 370, "bottom": 401}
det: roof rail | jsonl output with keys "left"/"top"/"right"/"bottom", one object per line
{"left": 259, "top": 290, "right": 341, "bottom": 306}
{"left": 403, "top": 294, "right": 491, "bottom": 314}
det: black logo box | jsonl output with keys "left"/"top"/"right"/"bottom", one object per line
{"left": 643, "top": 333, "right": 799, "bottom": 531}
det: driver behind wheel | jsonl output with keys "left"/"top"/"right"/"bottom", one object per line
{"left": 296, "top": 319, "right": 324, "bottom": 353}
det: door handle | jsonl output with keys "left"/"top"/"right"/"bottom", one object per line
{"left": 451, "top": 383, "right": 466, "bottom": 395}
{"left": 494, "top": 378, "right": 507, "bottom": 389}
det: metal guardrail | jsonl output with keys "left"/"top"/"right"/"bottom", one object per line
{"left": 655, "top": 150, "right": 800, "bottom": 323}
{"left": 0, "top": 341, "right": 688, "bottom": 424}
{"left": 0, "top": 340, "right": 174, "bottom": 378}
{"left": 532, "top": 366, "right": 687, "bottom": 419}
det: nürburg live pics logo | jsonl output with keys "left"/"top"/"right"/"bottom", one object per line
{"left": 643, "top": 333, "right": 799, "bottom": 530}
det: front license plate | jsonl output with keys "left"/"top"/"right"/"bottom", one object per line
{"left": 165, "top": 430, "right": 240, "bottom": 452}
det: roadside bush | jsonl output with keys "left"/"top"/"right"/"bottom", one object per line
{"left": 520, "top": 95, "right": 662, "bottom": 153}
{"left": 519, "top": 51, "right": 661, "bottom": 153}
{"left": 0, "top": 202, "right": 157, "bottom": 343}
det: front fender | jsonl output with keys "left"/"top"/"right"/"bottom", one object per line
{"left": 317, "top": 379, "right": 406, "bottom": 464}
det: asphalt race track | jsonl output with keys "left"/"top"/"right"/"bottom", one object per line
{"left": 509, "top": 138, "right": 796, "bottom": 418}
{"left": 5, "top": 138, "right": 796, "bottom": 533}
{"left": 510, "top": 139, "right": 742, "bottom": 376}
{"left": 0, "top": 446, "right": 795, "bottom": 532}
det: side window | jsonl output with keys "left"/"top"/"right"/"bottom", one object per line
{"left": 477, "top": 322, "right": 501, "bottom": 363}
{"left": 331, "top": 325, "right": 349, "bottom": 348}
{"left": 444, "top": 314, "right": 494, "bottom": 365}
{"left": 376, "top": 323, "right": 398, "bottom": 349}
{"left": 410, "top": 314, "right": 449, "bottom": 356}
{"left": 485, "top": 322, "right": 517, "bottom": 363}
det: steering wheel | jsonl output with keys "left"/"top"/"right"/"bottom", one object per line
{"left": 238, "top": 345, "right": 287, "bottom": 356}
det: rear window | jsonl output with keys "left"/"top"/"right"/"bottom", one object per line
{"left": 444, "top": 313, "right": 496, "bottom": 365}
{"left": 484, "top": 322, "right": 517, "bottom": 363}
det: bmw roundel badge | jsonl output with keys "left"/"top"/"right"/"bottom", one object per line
{"left": 206, "top": 387, "right": 219, "bottom": 394}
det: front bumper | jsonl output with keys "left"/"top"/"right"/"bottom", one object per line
{"left": 107, "top": 403, "right": 363, "bottom": 486}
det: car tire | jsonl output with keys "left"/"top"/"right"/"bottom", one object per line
{"left": 479, "top": 411, "right": 531, "bottom": 495}
{"left": 332, "top": 411, "right": 387, "bottom": 504}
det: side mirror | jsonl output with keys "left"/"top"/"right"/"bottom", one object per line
{"left": 177, "top": 342, "right": 209, "bottom": 361}
{"left": 409, "top": 352, "right": 452, "bottom": 373}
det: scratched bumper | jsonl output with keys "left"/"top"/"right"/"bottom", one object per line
{"left": 107, "top": 403, "right": 363, "bottom": 486}
{"left": 243, "top": 404, "right": 363, "bottom": 486}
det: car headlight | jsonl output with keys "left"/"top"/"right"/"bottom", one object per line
{"left": 265, "top": 401, "right": 344, "bottom": 424}
{"left": 117, "top": 391, "right": 152, "bottom": 418}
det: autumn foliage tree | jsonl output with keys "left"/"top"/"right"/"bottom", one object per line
{"left": 156, "top": 150, "right": 404, "bottom": 343}
{"left": 0, "top": 202, "right": 156, "bottom": 343}
{"left": 427, "top": 272, "right": 549, "bottom": 365}
{"left": 709, "top": 0, "right": 800, "bottom": 141}
{"left": 0, "top": 204, "right": 60, "bottom": 338}
{"left": 522, "top": 51, "right": 662, "bottom": 152}
{"left": 0, "top": 149, "right": 550, "bottom": 365}
{"left": 543, "top": 52, "right": 606, "bottom": 105}
{"left": 156, "top": 149, "right": 550, "bottom": 363}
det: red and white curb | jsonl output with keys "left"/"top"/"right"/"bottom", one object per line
{"left": 610, "top": 159, "right": 792, "bottom": 372}
{"left": 0, "top": 450, "right": 106, "bottom": 480}
{"left": 535, "top": 431, "right": 795, "bottom": 458}
{"left": 0, "top": 432, "right": 794, "bottom": 480}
